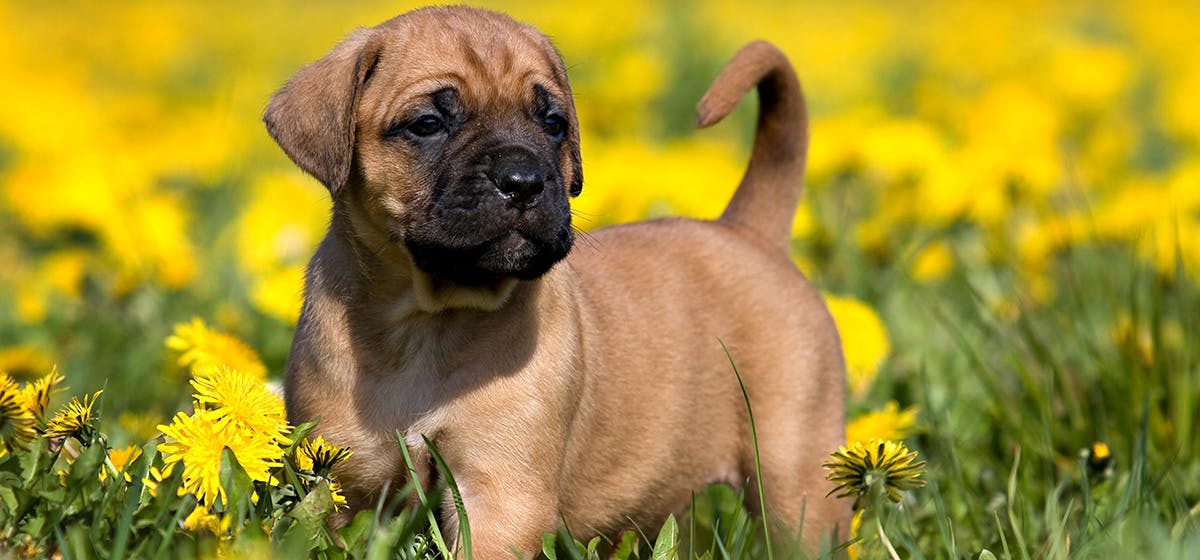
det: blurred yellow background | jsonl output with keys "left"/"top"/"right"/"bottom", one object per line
{"left": 0, "top": 1, "right": 1197, "bottom": 409}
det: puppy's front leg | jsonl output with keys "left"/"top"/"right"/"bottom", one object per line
{"left": 426, "top": 431, "right": 565, "bottom": 559}
{"left": 452, "top": 473, "right": 558, "bottom": 559}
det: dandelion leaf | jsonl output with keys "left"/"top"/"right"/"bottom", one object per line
{"left": 652, "top": 513, "right": 679, "bottom": 560}
{"left": 286, "top": 420, "right": 319, "bottom": 455}
{"left": 587, "top": 536, "right": 602, "bottom": 558}
{"left": 612, "top": 529, "right": 639, "bottom": 560}
{"left": 542, "top": 532, "right": 559, "bottom": 560}
{"left": 336, "top": 509, "right": 376, "bottom": 553}
{"left": 288, "top": 478, "right": 334, "bottom": 548}
{"left": 19, "top": 436, "right": 49, "bottom": 485}
{"left": 64, "top": 523, "right": 96, "bottom": 559}
{"left": 66, "top": 442, "right": 105, "bottom": 490}
{"left": 219, "top": 447, "right": 254, "bottom": 522}
{"left": 365, "top": 513, "right": 411, "bottom": 560}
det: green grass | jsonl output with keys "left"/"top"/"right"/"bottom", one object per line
{"left": 4, "top": 233, "right": 1196, "bottom": 558}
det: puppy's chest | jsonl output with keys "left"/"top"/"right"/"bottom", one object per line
{"left": 349, "top": 328, "right": 465, "bottom": 432}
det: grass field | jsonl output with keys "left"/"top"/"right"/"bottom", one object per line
{"left": 1, "top": 1, "right": 1198, "bottom": 558}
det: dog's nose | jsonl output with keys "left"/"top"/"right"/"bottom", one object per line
{"left": 493, "top": 164, "right": 545, "bottom": 208}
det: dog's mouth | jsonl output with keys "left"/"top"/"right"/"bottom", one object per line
{"left": 401, "top": 142, "right": 576, "bottom": 287}
{"left": 405, "top": 222, "right": 573, "bottom": 286}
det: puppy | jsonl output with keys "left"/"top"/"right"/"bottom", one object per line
{"left": 265, "top": 6, "right": 848, "bottom": 557}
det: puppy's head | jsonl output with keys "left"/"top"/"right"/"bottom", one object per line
{"left": 264, "top": 7, "right": 582, "bottom": 308}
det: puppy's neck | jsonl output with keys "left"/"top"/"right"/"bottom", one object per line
{"left": 329, "top": 212, "right": 521, "bottom": 314}
{"left": 410, "top": 271, "right": 520, "bottom": 313}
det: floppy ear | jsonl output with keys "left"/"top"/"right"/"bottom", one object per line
{"left": 561, "top": 82, "right": 583, "bottom": 197}
{"left": 539, "top": 41, "right": 583, "bottom": 198}
{"left": 568, "top": 128, "right": 583, "bottom": 197}
{"left": 263, "top": 29, "right": 381, "bottom": 194}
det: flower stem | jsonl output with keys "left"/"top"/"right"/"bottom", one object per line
{"left": 876, "top": 514, "right": 900, "bottom": 560}
{"left": 103, "top": 454, "right": 122, "bottom": 481}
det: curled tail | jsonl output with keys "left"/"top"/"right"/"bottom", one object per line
{"left": 697, "top": 40, "right": 808, "bottom": 251}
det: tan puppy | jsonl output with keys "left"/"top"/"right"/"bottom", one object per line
{"left": 265, "top": 6, "right": 848, "bottom": 557}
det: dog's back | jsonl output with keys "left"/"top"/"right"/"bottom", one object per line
{"left": 558, "top": 41, "right": 849, "bottom": 543}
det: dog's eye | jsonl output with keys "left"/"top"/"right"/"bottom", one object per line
{"left": 406, "top": 115, "right": 444, "bottom": 137}
{"left": 542, "top": 114, "right": 567, "bottom": 138}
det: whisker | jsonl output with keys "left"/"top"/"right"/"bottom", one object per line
{"left": 569, "top": 208, "right": 604, "bottom": 223}
{"left": 571, "top": 225, "right": 602, "bottom": 252}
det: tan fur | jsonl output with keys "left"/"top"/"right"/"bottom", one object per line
{"left": 265, "top": 6, "right": 848, "bottom": 557}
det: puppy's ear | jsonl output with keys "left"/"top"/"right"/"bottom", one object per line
{"left": 568, "top": 130, "right": 583, "bottom": 197}
{"left": 563, "top": 93, "right": 583, "bottom": 197}
{"left": 264, "top": 29, "right": 381, "bottom": 194}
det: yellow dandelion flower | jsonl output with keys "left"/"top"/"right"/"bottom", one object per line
{"left": 21, "top": 368, "right": 66, "bottom": 419}
{"left": 909, "top": 240, "right": 954, "bottom": 283}
{"left": 158, "top": 410, "right": 282, "bottom": 506}
{"left": 166, "top": 318, "right": 267, "bottom": 381}
{"left": 824, "top": 439, "right": 926, "bottom": 509}
{"left": 295, "top": 435, "right": 352, "bottom": 475}
{"left": 823, "top": 294, "right": 891, "bottom": 398}
{"left": 0, "top": 345, "right": 55, "bottom": 379}
{"left": 1085, "top": 441, "right": 1114, "bottom": 479}
{"left": 249, "top": 265, "right": 307, "bottom": 326}
{"left": 100, "top": 445, "right": 141, "bottom": 483}
{"left": 8, "top": 534, "right": 46, "bottom": 559}
{"left": 848, "top": 509, "right": 864, "bottom": 560}
{"left": 182, "top": 503, "right": 231, "bottom": 535}
{"left": 109, "top": 444, "right": 142, "bottom": 470}
{"left": 1, "top": 374, "right": 38, "bottom": 458}
{"left": 329, "top": 477, "right": 348, "bottom": 511}
{"left": 846, "top": 402, "right": 919, "bottom": 445}
{"left": 43, "top": 390, "right": 103, "bottom": 444}
{"left": 288, "top": 434, "right": 353, "bottom": 512}
{"left": 143, "top": 463, "right": 185, "bottom": 498}
{"left": 190, "top": 365, "right": 290, "bottom": 446}
{"left": 292, "top": 435, "right": 353, "bottom": 511}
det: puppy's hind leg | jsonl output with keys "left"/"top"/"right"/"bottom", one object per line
{"left": 738, "top": 346, "right": 850, "bottom": 552}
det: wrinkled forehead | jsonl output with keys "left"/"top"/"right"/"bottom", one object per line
{"left": 366, "top": 9, "right": 571, "bottom": 113}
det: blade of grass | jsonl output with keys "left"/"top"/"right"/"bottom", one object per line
{"left": 1013, "top": 313, "right": 1083, "bottom": 435}
{"left": 712, "top": 519, "right": 731, "bottom": 560}
{"left": 396, "top": 431, "right": 452, "bottom": 559}
{"left": 1005, "top": 446, "right": 1030, "bottom": 560}
{"left": 1170, "top": 500, "right": 1200, "bottom": 539}
{"left": 718, "top": 339, "right": 773, "bottom": 560}
{"left": 690, "top": 491, "right": 697, "bottom": 558}
{"left": 362, "top": 478, "right": 392, "bottom": 552}
{"left": 1048, "top": 495, "right": 1074, "bottom": 560}
{"left": 423, "top": 434, "right": 473, "bottom": 560}
{"left": 926, "top": 478, "right": 957, "bottom": 558}
{"left": 992, "top": 510, "right": 1011, "bottom": 560}
{"left": 1118, "top": 398, "right": 1150, "bottom": 517}
{"left": 917, "top": 361, "right": 987, "bottom": 540}
{"left": 360, "top": 476, "right": 420, "bottom": 554}
{"left": 110, "top": 439, "right": 158, "bottom": 560}
{"left": 926, "top": 297, "right": 1019, "bottom": 430}
{"left": 1078, "top": 453, "right": 1094, "bottom": 551}
{"left": 152, "top": 495, "right": 195, "bottom": 560}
